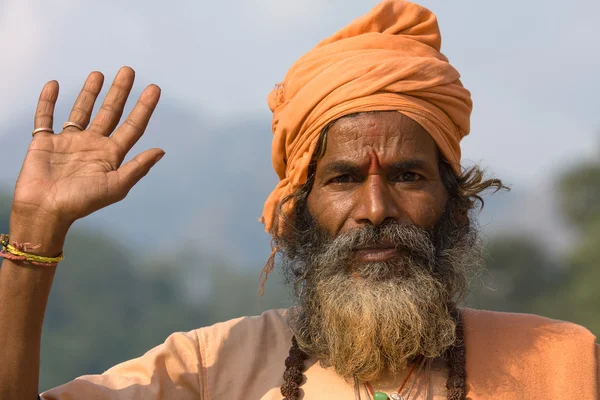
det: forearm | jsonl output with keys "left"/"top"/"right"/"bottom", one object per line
{"left": 0, "top": 259, "right": 56, "bottom": 400}
{"left": 0, "top": 220, "right": 65, "bottom": 400}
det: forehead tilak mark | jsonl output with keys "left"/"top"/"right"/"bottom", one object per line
{"left": 367, "top": 151, "right": 384, "bottom": 174}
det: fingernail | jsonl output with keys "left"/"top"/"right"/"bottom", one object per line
{"left": 154, "top": 152, "right": 165, "bottom": 163}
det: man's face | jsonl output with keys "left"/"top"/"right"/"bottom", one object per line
{"left": 281, "top": 111, "right": 478, "bottom": 383}
{"left": 306, "top": 111, "right": 449, "bottom": 249}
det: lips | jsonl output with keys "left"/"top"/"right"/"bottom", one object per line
{"left": 352, "top": 242, "right": 402, "bottom": 262}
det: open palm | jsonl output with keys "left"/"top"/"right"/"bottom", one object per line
{"left": 12, "top": 67, "right": 164, "bottom": 228}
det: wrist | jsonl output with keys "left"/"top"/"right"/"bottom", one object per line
{"left": 8, "top": 212, "right": 70, "bottom": 258}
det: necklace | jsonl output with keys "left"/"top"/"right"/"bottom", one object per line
{"left": 364, "top": 356, "right": 425, "bottom": 400}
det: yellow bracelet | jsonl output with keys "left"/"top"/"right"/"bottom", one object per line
{"left": 4, "top": 244, "right": 64, "bottom": 264}
{"left": 0, "top": 234, "right": 64, "bottom": 265}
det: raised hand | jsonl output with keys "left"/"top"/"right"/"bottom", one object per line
{"left": 10, "top": 67, "right": 164, "bottom": 249}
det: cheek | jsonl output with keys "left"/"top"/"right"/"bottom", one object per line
{"left": 401, "top": 188, "right": 447, "bottom": 228}
{"left": 307, "top": 190, "right": 354, "bottom": 236}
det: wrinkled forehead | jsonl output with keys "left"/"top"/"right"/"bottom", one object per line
{"left": 318, "top": 111, "right": 441, "bottom": 165}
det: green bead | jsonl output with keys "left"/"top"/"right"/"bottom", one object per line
{"left": 373, "top": 392, "right": 389, "bottom": 400}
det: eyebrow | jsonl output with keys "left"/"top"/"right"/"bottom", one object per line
{"left": 389, "top": 159, "right": 428, "bottom": 172}
{"left": 321, "top": 159, "right": 429, "bottom": 175}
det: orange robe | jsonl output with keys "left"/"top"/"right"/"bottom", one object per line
{"left": 41, "top": 308, "right": 599, "bottom": 399}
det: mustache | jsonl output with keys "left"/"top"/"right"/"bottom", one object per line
{"left": 313, "top": 222, "right": 436, "bottom": 265}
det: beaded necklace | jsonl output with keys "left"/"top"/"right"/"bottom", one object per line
{"left": 280, "top": 308, "right": 467, "bottom": 400}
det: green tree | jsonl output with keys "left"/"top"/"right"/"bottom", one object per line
{"left": 38, "top": 229, "right": 210, "bottom": 390}
{"left": 466, "top": 236, "right": 565, "bottom": 317}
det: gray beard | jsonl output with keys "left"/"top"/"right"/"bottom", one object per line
{"left": 278, "top": 210, "right": 482, "bottom": 382}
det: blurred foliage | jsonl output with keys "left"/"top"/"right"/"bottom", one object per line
{"left": 558, "top": 164, "right": 600, "bottom": 228}
{"left": 556, "top": 163, "right": 600, "bottom": 335}
{"left": 0, "top": 156, "right": 599, "bottom": 390}
{"left": 465, "top": 236, "right": 566, "bottom": 315}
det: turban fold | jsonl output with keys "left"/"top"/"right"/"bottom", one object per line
{"left": 261, "top": 0, "right": 473, "bottom": 235}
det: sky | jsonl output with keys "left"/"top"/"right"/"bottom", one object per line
{"left": 0, "top": 0, "right": 598, "bottom": 263}
{"left": 1, "top": 0, "right": 599, "bottom": 182}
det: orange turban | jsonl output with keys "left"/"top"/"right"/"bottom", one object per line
{"left": 261, "top": 0, "right": 473, "bottom": 235}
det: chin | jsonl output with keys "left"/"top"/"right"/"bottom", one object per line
{"left": 348, "top": 259, "right": 412, "bottom": 282}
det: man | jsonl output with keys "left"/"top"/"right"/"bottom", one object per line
{"left": 0, "top": 1, "right": 598, "bottom": 399}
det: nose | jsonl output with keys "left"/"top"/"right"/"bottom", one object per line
{"left": 353, "top": 175, "right": 403, "bottom": 226}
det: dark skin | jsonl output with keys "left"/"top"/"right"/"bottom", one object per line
{"left": 306, "top": 111, "right": 448, "bottom": 262}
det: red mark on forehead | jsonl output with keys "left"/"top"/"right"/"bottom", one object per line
{"left": 368, "top": 151, "right": 384, "bottom": 174}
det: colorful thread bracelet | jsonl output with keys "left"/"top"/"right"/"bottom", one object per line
{"left": 0, "top": 234, "right": 64, "bottom": 267}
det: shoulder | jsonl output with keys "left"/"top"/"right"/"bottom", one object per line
{"left": 596, "top": 343, "right": 599, "bottom": 384}
{"left": 462, "top": 308, "right": 599, "bottom": 398}
{"left": 194, "top": 308, "right": 290, "bottom": 344}
{"left": 461, "top": 307, "right": 596, "bottom": 343}
{"left": 461, "top": 308, "right": 597, "bottom": 356}
{"left": 192, "top": 309, "right": 293, "bottom": 398}
{"left": 193, "top": 308, "right": 293, "bottom": 360}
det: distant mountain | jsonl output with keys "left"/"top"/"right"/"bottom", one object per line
{"left": 0, "top": 95, "right": 572, "bottom": 268}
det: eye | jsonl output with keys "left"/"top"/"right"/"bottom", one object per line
{"left": 394, "top": 172, "right": 421, "bottom": 182}
{"left": 327, "top": 174, "right": 357, "bottom": 185}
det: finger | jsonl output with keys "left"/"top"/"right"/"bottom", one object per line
{"left": 63, "top": 71, "right": 104, "bottom": 132}
{"left": 89, "top": 66, "right": 135, "bottom": 136}
{"left": 110, "top": 148, "right": 165, "bottom": 200}
{"left": 111, "top": 84, "right": 161, "bottom": 153}
{"left": 34, "top": 80, "right": 59, "bottom": 132}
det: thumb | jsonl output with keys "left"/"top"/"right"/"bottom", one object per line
{"left": 114, "top": 148, "right": 165, "bottom": 199}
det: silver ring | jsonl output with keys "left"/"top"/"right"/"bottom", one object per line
{"left": 62, "top": 121, "right": 85, "bottom": 131}
{"left": 32, "top": 127, "right": 54, "bottom": 137}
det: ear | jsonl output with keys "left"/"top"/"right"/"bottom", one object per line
{"left": 453, "top": 202, "right": 470, "bottom": 228}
